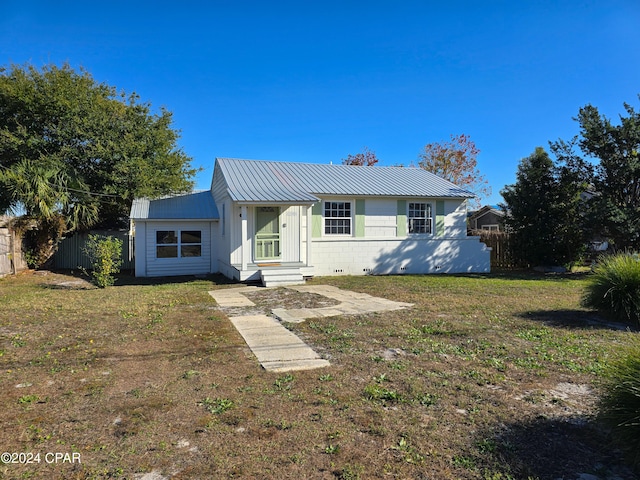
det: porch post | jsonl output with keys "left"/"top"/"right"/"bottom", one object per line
{"left": 241, "top": 205, "right": 248, "bottom": 271}
{"left": 306, "top": 204, "right": 313, "bottom": 267}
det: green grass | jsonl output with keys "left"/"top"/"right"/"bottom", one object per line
{"left": 0, "top": 270, "right": 637, "bottom": 479}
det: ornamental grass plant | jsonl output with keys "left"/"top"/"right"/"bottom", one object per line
{"left": 582, "top": 252, "right": 640, "bottom": 327}
{"left": 597, "top": 339, "right": 640, "bottom": 470}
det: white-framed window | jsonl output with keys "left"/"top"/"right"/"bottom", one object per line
{"left": 481, "top": 224, "right": 500, "bottom": 231}
{"left": 156, "top": 230, "right": 202, "bottom": 258}
{"left": 408, "top": 202, "right": 432, "bottom": 234}
{"left": 324, "top": 201, "right": 352, "bottom": 235}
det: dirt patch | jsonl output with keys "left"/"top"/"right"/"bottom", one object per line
{"left": 219, "top": 287, "right": 341, "bottom": 317}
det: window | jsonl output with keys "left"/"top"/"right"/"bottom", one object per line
{"left": 156, "top": 230, "right": 178, "bottom": 258}
{"left": 324, "top": 201, "right": 351, "bottom": 235}
{"left": 180, "top": 231, "right": 202, "bottom": 257}
{"left": 156, "top": 230, "right": 202, "bottom": 258}
{"left": 408, "top": 203, "right": 432, "bottom": 234}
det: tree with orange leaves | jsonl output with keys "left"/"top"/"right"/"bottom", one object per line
{"left": 341, "top": 146, "right": 379, "bottom": 166}
{"left": 417, "top": 134, "right": 490, "bottom": 204}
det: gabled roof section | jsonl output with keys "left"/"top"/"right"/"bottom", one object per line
{"left": 130, "top": 190, "right": 219, "bottom": 220}
{"left": 215, "top": 158, "right": 475, "bottom": 203}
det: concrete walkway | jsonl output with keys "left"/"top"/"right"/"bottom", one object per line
{"left": 228, "top": 315, "right": 330, "bottom": 372}
{"left": 273, "top": 284, "right": 413, "bottom": 323}
{"left": 208, "top": 285, "right": 413, "bottom": 372}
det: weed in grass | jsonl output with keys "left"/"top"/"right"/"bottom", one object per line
{"left": 318, "top": 373, "right": 334, "bottom": 382}
{"left": 264, "top": 419, "right": 293, "bottom": 431}
{"left": 11, "top": 334, "right": 26, "bottom": 347}
{"left": 273, "top": 374, "right": 294, "bottom": 391}
{"left": 363, "top": 383, "right": 401, "bottom": 403}
{"left": 18, "top": 394, "right": 39, "bottom": 405}
{"left": 335, "top": 463, "right": 364, "bottom": 480}
{"left": 392, "top": 436, "right": 425, "bottom": 464}
{"left": 200, "top": 397, "right": 234, "bottom": 415}
{"left": 476, "top": 438, "right": 497, "bottom": 454}
{"left": 415, "top": 392, "right": 438, "bottom": 407}
{"left": 390, "top": 361, "right": 407, "bottom": 371}
{"left": 182, "top": 370, "right": 200, "bottom": 379}
{"left": 452, "top": 454, "right": 477, "bottom": 470}
{"left": 27, "top": 424, "right": 52, "bottom": 443}
{"left": 324, "top": 444, "right": 340, "bottom": 455}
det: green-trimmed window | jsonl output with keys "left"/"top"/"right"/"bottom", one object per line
{"left": 408, "top": 203, "right": 432, "bottom": 234}
{"left": 324, "top": 201, "right": 351, "bottom": 235}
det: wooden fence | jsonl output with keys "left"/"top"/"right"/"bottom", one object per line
{"left": 471, "top": 229, "right": 526, "bottom": 269}
{"left": 53, "top": 230, "right": 134, "bottom": 271}
{"left": 0, "top": 228, "right": 27, "bottom": 276}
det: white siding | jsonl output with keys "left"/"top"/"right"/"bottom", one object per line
{"left": 134, "top": 221, "right": 147, "bottom": 276}
{"left": 364, "top": 199, "right": 397, "bottom": 237}
{"left": 144, "top": 221, "right": 214, "bottom": 277}
{"left": 444, "top": 199, "right": 468, "bottom": 237}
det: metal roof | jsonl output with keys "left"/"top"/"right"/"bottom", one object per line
{"left": 130, "top": 190, "right": 219, "bottom": 220}
{"left": 216, "top": 158, "right": 475, "bottom": 203}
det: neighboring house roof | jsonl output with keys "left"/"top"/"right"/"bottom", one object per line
{"left": 468, "top": 205, "right": 505, "bottom": 221}
{"left": 130, "top": 191, "right": 219, "bottom": 220}
{"left": 216, "top": 158, "right": 475, "bottom": 203}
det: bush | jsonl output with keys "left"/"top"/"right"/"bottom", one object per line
{"left": 582, "top": 253, "right": 640, "bottom": 326}
{"left": 597, "top": 339, "right": 640, "bottom": 470}
{"left": 83, "top": 234, "right": 123, "bottom": 288}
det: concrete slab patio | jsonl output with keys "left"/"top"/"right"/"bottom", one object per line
{"left": 208, "top": 284, "right": 413, "bottom": 372}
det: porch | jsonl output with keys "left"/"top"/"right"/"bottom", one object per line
{"left": 231, "top": 204, "right": 314, "bottom": 286}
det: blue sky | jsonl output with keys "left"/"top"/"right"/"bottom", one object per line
{"left": 2, "top": 0, "right": 639, "bottom": 206}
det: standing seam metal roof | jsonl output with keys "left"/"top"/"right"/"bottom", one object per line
{"left": 130, "top": 190, "right": 219, "bottom": 220}
{"left": 216, "top": 158, "right": 475, "bottom": 203}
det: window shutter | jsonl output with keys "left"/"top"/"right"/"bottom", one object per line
{"left": 396, "top": 200, "right": 407, "bottom": 237}
{"left": 312, "top": 202, "right": 322, "bottom": 238}
{"left": 355, "top": 199, "right": 365, "bottom": 237}
{"left": 436, "top": 200, "right": 445, "bottom": 236}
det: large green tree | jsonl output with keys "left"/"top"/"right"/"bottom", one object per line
{"left": 501, "top": 147, "right": 587, "bottom": 267}
{"left": 0, "top": 63, "right": 196, "bottom": 265}
{"left": 553, "top": 99, "right": 640, "bottom": 250}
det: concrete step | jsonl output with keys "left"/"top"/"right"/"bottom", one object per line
{"left": 260, "top": 268, "right": 305, "bottom": 287}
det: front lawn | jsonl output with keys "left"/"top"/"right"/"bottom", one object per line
{"left": 0, "top": 271, "right": 637, "bottom": 479}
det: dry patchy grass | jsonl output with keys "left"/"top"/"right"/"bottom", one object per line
{"left": 0, "top": 270, "right": 638, "bottom": 479}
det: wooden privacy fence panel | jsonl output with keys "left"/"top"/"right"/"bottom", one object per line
{"left": 0, "top": 228, "right": 27, "bottom": 276}
{"left": 53, "top": 231, "right": 134, "bottom": 270}
{"left": 0, "top": 228, "right": 26, "bottom": 275}
{"left": 471, "top": 230, "right": 525, "bottom": 269}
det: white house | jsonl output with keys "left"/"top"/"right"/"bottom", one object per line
{"left": 130, "top": 158, "right": 491, "bottom": 285}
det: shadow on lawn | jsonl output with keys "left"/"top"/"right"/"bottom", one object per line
{"left": 44, "top": 269, "right": 237, "bottom": 287}
{"left": 480, "top": 416, "right": 637, "bottom": 480}
{"left": 517, "top": 309, "right": 637, "bottom": 332}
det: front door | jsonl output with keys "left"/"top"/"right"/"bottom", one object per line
{"left": 255, "top": 207, "right": 281, "bottom": 261}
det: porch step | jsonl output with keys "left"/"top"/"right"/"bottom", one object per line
{"left": 260, "top": 268, "right": 305, "bottom": 287}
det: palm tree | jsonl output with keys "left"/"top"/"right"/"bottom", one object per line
{"left": 1, "top": 159, "right": 99, "bottom": 267}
